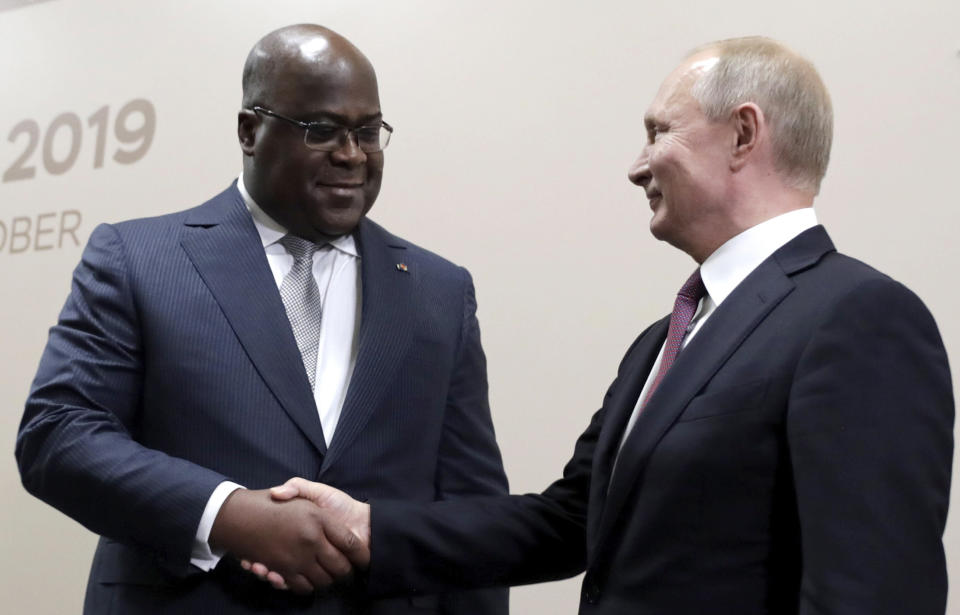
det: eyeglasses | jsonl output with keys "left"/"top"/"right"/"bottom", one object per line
{"left": 251, "top": 106, "right": 393, "bottom": 153}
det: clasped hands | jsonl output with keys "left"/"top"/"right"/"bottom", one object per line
{"left": 209, "top": 478, "right": 370, "bottom": 594}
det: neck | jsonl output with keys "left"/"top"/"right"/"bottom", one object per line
{"left": 686, "top": 191, "right": 815, "bottom": 264}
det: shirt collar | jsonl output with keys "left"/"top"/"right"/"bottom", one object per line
{"left": 700, "top": 208, "right": 818, "bottom": 307}
{"left": 237, "top": 173, "right": 359, "bottom": 257}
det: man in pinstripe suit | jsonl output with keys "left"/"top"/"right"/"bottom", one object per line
{"left": 16, "top": 24, "right": 509, "bottom": 615}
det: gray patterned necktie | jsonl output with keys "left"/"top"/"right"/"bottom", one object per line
{"left": 278, "top": 235, "right": 323, "bottom": 390}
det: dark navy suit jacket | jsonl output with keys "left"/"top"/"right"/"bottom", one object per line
{"left": 17, "top": 183, "right": 509, "bottom": 614}
{"left": 366, "top": 226, "right": 954, "bottom": 614}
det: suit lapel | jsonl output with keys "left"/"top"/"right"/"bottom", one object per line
{"left": 586, "top": 317, "right": 668, "bottom": 546}
{"left": 593, "top": 226, "right": 835, "bottom": 551}
{"left": 320, "top": 219, "right": 415, "bottom": 472}
{"left": 179, "top": 184, "right": 327, "bottom": 454}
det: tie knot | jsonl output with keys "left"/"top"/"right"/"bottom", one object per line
{"left": 279, "top": 234, "right": 320, "bottom": 261}
{"left": 677, "top": 268, "right": 706, "bottom": 301}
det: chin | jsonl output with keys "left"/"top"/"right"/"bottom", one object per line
{"left": 648, "top": 216, "right": 672, "bottom": 243}
{"left": 313, "top": 211, "right": 366, "bottom": 237}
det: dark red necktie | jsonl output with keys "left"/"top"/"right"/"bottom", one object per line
{"left": 642, "top": 268, "right": 707, "bottom": 409}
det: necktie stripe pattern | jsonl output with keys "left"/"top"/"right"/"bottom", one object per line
{"left": 642, "top": 268, "right": 706, "bottom": 409}
{"left": 278, "top": 234, "right": 323, "bottom": 390}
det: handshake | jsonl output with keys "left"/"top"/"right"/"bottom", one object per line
{"left": 209, "top": 478, "right": 371, "bottom": 594}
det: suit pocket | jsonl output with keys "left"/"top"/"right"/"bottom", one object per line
{"left": 92, "top": 539, "right": 173, "bottom": 586}
{"left": 676, "top": 379, "right": 768, "bottom": 423}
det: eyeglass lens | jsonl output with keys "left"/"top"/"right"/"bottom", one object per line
{"left": 305, "top": 125, "right": 390, "bottom": 152}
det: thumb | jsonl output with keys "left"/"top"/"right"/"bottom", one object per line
{"left": 269, "top": 477, "right": 309, "bottom": 501}
{"left": 331, "top": 525, "right": 371, "bottom": 569}
{"left": 270, "top": 477, "right": 336, "bottom": 504}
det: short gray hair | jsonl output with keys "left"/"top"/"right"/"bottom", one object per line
{"left": 688, "top": 36, "right": 833, "bottom": 194}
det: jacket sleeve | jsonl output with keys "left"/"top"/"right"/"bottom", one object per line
{"left": 432, "top": 267, "right": 511, "bottom": 613}
{"left": 367, "top": 356, "right": 627, "bottom": 596}
{"left": 433, "top": 267, "right": 508, "bottom": 501}
{"left": 15, "top": 223, "right": 228, "bottom": 573}
{"left": 788, "top": 277, "right": 953, "bottom": 614}
{"left": 368, "top": 410, "right": 600, "bottom": 596}
{"left": 364, "top": 274, "right": 653, "bottom": 599}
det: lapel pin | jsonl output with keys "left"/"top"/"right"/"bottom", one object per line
{"left": 395, "top": 263, "right": 409, "bottom": 273}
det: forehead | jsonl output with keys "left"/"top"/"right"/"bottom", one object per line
{"left": 644, "top": 53, "right": 718, "bottom": 124}
{"left": 269, "top": 49, "right": 381, "bottom": 119}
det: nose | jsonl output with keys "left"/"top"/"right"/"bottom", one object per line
{"left": 330, "top": 130, "right": 367, "bottom": 166}
{"left": 628, "top": 150, "right": 651, "bottom": 187}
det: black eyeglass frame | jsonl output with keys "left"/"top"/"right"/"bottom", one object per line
{"left": 251, "top": 105, "right": 393, "bottom": 153}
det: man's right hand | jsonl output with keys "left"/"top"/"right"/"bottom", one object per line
{"left": 239, "top": 479, "right": 372, "bottom": 591}
{"left": 208, "top": 488, "right": 356, "bottom": 594}
{"left": 270, "top": 477, "right": 371, "bottom": 565}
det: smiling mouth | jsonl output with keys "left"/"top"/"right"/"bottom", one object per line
{"left": 321, "top": 182, "right": 364, "bottom": 188}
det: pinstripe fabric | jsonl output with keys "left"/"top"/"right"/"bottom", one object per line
{"left": 16, "top": 182, "right": 509, "bottom": 614}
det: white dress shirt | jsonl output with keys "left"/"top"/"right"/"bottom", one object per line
{"left": 190, "top": 174, "right": 362, "bottom": 569}
{"left": 618, "top": 208, "right": 818, "bottom": 452}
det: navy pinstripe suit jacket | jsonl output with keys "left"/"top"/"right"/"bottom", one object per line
{"left": 17, "top": 183, "right": 509, "bottom": 614}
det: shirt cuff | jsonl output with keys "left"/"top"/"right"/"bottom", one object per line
{"left": 190, "top": 481, "right": 244, "bottom": 571}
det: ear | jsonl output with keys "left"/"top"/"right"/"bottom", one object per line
{"left": 729, "top": 102, "right": 762, "bottom": 172}
{"left": 238, "top": 109, "right": 259, "bottom": 156}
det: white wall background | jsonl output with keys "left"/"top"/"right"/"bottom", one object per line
{"left": 1, "top": 1, "right": 958, "bottom": 612}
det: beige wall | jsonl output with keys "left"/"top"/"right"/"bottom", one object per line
{"left": 2, "top": 0, "right": 958, "bottom": 612}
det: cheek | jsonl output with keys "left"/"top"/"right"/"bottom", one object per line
{"left": 367, "top": 157, "right": 384, "bottom": 180}
{"left": 651, "top": 140, "right": 699, "bottom": 187}
{"left": 367, "top": 162, "right": 383, "bottom": 186}
{"left": 366, "top": 158, "right": 384, "bottom": 182}
{"left": 363, "top": 162, "right": 384, "bottom": 203}
{"left": 648, "top": 146, "right": 677, "bottom": 185}
{"left": 274, "top": 153, "right": 327, "bottom": 186}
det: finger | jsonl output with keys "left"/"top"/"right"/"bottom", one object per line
{"left": 329, "top": 525, "right": 371, "bottom": 568}
{"left": 346, "top": 534, "right": 371, "bottom": 568}
{"left": 266, "top": 571, "right": 288, "bottom": 590}
{"left": 302, "top": 560, "right": 335, "bottom": 590}
{"left": 240, "top": 559, "right": 251, "bottom": 571}
{"left": 315, "top": 533, "right": 353, "bottom": 579}
{"left": 285, "top": 573, "right": 314, "bottom": 595}
{"left": 250, "top": 562, "right": 270, "bottom": 579}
